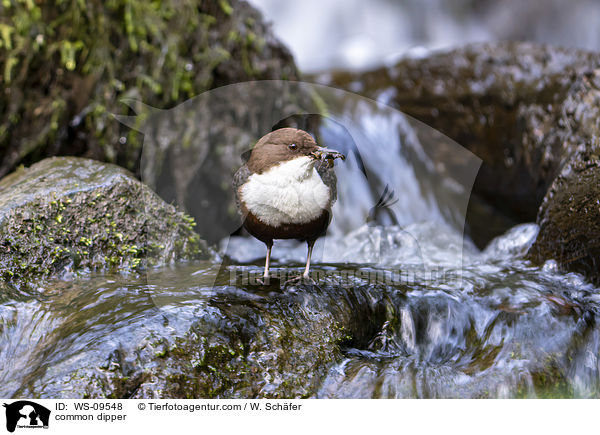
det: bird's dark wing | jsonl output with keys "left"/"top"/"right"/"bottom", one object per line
{"left": 316, "top": 162, "right": 338, "bottom": 206}
{"left": 233, "top": 164, "right": 251, "bottom": 215}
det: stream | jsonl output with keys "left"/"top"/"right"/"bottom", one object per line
{"left": 1, "top": 84, "right": 599, "bottom": 399}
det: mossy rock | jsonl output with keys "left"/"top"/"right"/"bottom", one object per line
{"left": 0, "top": 157, "right": 208, "bottom": 290}
{"left": 0, "top": 0, "right": 299, "bottom": 178}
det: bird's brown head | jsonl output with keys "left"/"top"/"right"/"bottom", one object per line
{"left": 247, "top": 128, "right": 345, "bottom": 173}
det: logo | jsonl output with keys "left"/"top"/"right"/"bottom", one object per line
{"left": 3, "top": 401, "right": 50, "bottom": 433}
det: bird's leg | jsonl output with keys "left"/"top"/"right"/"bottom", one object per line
{"left": 303, "top": 239, "right": 315, "bottom": 279}
{"left": 284, "top": 240, "right": 317, "bottom": 287}
{"left": 263, "top": 242, "right": 272, "bottom": 280}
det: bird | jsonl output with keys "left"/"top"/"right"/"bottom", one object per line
{"left": 233, "top": 127, "right": 345, "bottom": 282}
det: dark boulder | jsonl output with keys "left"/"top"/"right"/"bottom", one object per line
{"left": 528, "top": 139, "right": 600, "bottom": 284}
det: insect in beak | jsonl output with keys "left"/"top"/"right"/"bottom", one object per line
{"left": 310, "top": 146, "right": 346, "bottom": 168}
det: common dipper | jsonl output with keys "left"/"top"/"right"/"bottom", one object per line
{"left": 234, "top": 128, "right": 345, "bottom": 281}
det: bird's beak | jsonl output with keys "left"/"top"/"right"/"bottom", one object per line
{"left": 310, "top": 146, "right": 346, "bottom": 166}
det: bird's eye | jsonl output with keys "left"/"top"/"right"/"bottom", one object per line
{"left": 288, "top": 143, "right": 297, "bottom": 151}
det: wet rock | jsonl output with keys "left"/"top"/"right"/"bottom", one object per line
{"left": 3, "top": 267, "right": 387, "bottom": 399}
{"left": 3, "top": 258, "right": 598, "bottom": 399}
{"left": 528, "top": 139, "right": 600, "bottom": 284}
{"left": 0, "top": 0, "right": 299, "bottom": 178}
{"left": 320, "top": 42, "right": 600, "bottom": 245}
{"left": 0, "top": 157, "right": 207, "bottom": 289}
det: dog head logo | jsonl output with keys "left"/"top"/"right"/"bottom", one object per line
{"left": 3, "top": 401, "right": 50, "bottom": 433}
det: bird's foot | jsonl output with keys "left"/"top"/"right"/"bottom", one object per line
{"left": 254, "top": 275, "right": 272, "bottom": 286}
{"left": 283, "top": 273, "right": 316, "bottom": 287}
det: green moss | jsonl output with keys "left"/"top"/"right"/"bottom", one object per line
{"left": 219, "top": 0, "right": 233, "bottom": 16}
{"left": 164, "top": 336, "right": 250, "bottom": 399}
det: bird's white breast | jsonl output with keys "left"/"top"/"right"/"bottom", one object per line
{"left": 240, "top": 156, "right": 331, "bottom": 227}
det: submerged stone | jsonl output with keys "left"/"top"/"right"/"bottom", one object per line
{"left": 1, "top": 267, "right": 363, "bottom": 398}
{"left": 2, "top": 258, "right": 598, "bottom": 399}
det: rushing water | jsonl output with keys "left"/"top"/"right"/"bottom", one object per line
{"left": 2, "top": 223, "right": 599, "bottom": 398}
{"left": 1, "top": 86, "right": 599, "bottom": 398}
